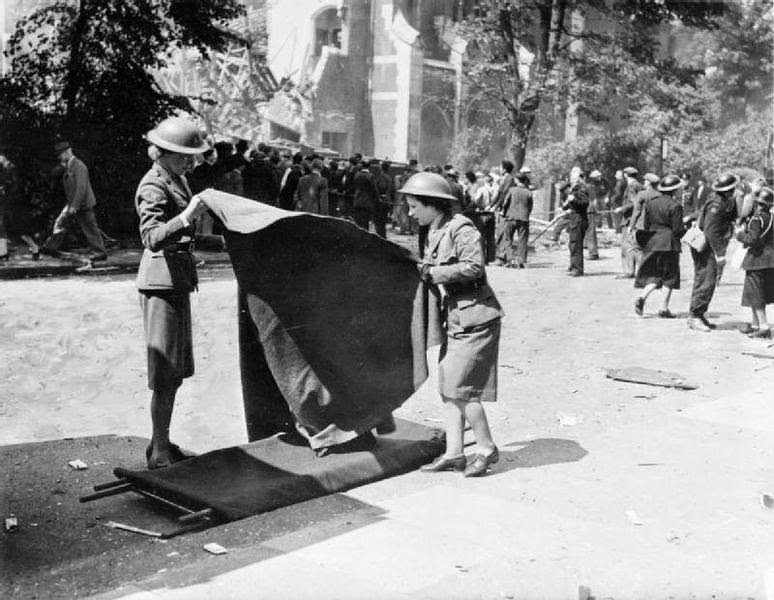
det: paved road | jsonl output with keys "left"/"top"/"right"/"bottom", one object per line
{"left": 1, "top": 243, "right": 772, "bottom": 599}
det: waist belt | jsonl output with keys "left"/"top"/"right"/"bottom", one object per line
{"left": 165, "top": 241, "right": 194, "bottom": 253}
{"left": 445, "top": 278, "right": 484, "bottom": 296}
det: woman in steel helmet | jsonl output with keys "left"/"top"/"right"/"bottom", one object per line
{"left": 399, "top": 172, "right": 504, "bottom": 477}
{"left": 135, "top": 116, "right": 219, "bottom": 469}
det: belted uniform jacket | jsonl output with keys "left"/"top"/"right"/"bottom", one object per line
{"left": 426, "top": 214, "right": 504, "bottom": 334}
{"left": 737, "top": 212, "right": 774, "bottom": 271}
{"left": 699, "top": 194, "right": 738, "bottom": 256}
{"left": 135, "top": 162, "right": 199, "bottom": 293}
{"left": 641, "top": 193, "right": 683, "bottom": 252}
{"left": 63, "top": 156, "right": 97, "bottom": 211}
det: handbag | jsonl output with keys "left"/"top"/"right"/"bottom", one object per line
{"left": 681, "top": 223, "right": 707, "bottom": 252}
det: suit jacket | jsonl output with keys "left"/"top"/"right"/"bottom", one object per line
{"left": 620, "top": 179, "right": 642, "bottom": 226}
{"left": 135, "top": 162, "right": 199, "bottom": 293}
{"left": 425, "top": 214, "right": 504, "bottom": 334}
{"left": 503, "top": 185, "right": 533, "bottom": 221}
{"left": 492, "top": 173, "right": 514, "bottom": 211}
{"left": 295, "top": 172, "right": 329, "bottom": 215}
{"left": 642, "top": 193, "right": 683, "bottom": 252}
{"left": 630, "top": 187, "right": 660, "bottom": 232}
{"left": 63, "top": 156, "right": 96, "bottom": 211}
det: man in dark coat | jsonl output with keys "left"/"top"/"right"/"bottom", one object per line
{"left": 352, "top": 161, "right": 379, "bottom": 233}
{"left": 616, "top": 166, "right": 643, "bottom": 278}
{"left": 491, "top": 160, "right": 516, "bottom": 266}
{"left": 278, "top": 152, "right": 304, "bottom": 211}
{"left": 633, "top": 174, "right": 684, "bottom": 318}
{"left": 564, "top": 166, "right": 590, "bottom": 276}
{"left": 243, "top": 149, "right": 279, "bottom": 205}
{"left": 687, "top": 172, "right": 739, "bottom": 331}
{"left": 496, "top": 172, "right": 533, "bottom": 268}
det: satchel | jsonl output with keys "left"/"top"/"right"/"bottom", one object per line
{"left": 681, "top": 223, "right": 707, "bottom": 252}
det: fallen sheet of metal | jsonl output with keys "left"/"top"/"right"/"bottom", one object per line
{"left": 606, "top": 367, "right": 698, "bottom": 390}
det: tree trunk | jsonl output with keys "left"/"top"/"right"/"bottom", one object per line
{"left": 63, "top": 0, "right": 91, "bottom": 124}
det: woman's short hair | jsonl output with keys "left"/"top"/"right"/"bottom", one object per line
{"left": 147, "top": 144, "right": 166, "bottom": 161}
{"left": 409, "top": 193, "right": 451, "bottom": 214}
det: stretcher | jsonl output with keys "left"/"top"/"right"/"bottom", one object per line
{"left": 80, "top": 418, "right": 443, "bottom": 537}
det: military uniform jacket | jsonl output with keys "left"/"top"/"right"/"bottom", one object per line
{"left": 737, "top": 212, "right": 774, "bottom": 271}
{"left": 135, "top": 162, "right": 198, "bottom": 293}
{"left": 503, "top": 185, "right": 533, "bottom": 221}
{"left": 566, "top": 182, "right": 589, "bottom": 218}
{"left": 699, "top": 194, "right": 738, "bottom": 256}
{"left": 642, "top": 193, "right": 683, "bottom": 252}
{"left": 426, "top": 214, "right": 504, "bottom": 335}
{"left": 63, "top": 156, "right": 97, "bottom": 211}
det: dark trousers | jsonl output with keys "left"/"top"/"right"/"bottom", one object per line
{"left": 352, "top": 205, "right": 386, "bottom": 238}
{"left": 584, "top": 214, "right": 599, "bottom": 257}
{"left": 567, "top": 212, "right": 588, "bottom": 274}
{"left": 513, "top": 219, "right": 529, "bottom": 265}
{"left": 42, "top": 206, "right": 105, "bottom": 255}
{"left": 689, "top": 247, "right": 718, "bottom": 317}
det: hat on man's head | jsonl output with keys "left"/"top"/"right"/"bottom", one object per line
{"left": 54, "top": 140, "right": 71, "bottom": 154}
{"left": 623, "top": 166, "right": 639, "bottom": 177}
{"left": 519, "top": 166, "right": 532, "bottom": 174}
{"left": 657, "top": 173, "right": 682, "bottom": 192}
{"left": 589, "top": 169, "right": 602, "bottom": 179}
{"left": 475, "top": 171, "right": 486, "bottom": 179}
{"left": 643, "top": 172, "right": 660, "bottom": 185}
{"left": 712, "top": 172, "right": 739, "bottom": 192}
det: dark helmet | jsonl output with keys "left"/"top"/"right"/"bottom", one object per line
{"left": 397, "top": 172, "right": 456, "bottom": 201}
{"left": 755, "top": 187, "right": 774, "bottom": 207}
{"left": 146, "top": 117, "right": 208, "bottom": 155}
{"left": 657, "top": 173, "right": 682, "bottom": 192}
{"left": 711, "top": 172, "right": 739, "bottom": 193}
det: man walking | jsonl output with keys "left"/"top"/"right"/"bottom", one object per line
{"left": 687, "top": 172, "right": 739, "bottom": 331}
{"left": 499, "top": 172, "right": 533, "bottom": 268}
{"left": 616, "top": 166, "right": 642, "bottom": 278}
{"left": 40, "top": 140, "right": 107, "bottom": 262}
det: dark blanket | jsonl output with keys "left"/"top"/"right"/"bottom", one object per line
{"left": 201, "top": 190, "right": 440, "bottom": 445}
{"left": 114, "top": 418, "right": 443, "bottom": 521}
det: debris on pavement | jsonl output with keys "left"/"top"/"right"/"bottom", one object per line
{"left": 67, "top": 459, "right": 88, "bottom": 470}
{"left": 742, "top": 351, "right": 774, "bottom": 360}
{"left": 606, "top": 367, "right": 698, "bottom": 390}
{"left": 760, "top": 492, "right": 774, "bottom": 510}
{"left": 625, "top": 509, "right": 643, "bottom": 525}
{"left": 5, "top": 516, "right": 19, "bottom": 532}
{"left": 557, "top": 412, "right": 583, "bottom": 427}
{"left": 203, "top": 542, "right": 228, "bottom": 555}
{"left": 100, "top": 520, "right": 162, "bottom": 537}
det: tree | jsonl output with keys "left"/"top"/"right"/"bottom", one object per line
{"left": 0, "top": 0, "right": 246, "bottom": 232}
{"left": 453, "top": 0, "right": 723, "bottom": 169}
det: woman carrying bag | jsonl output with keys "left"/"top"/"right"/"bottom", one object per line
{"left": 400, "top": 172, "right": 504, "bottom": 477}
{"left": 735, "top": 187, "right": 774, "bottom": 339}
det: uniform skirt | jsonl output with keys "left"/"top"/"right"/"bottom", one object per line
{"left": 634, "top": 250, "right": 680, "bottom": 289}
{"left": 438, "top": 318, "right": 500, "bottom": 403}
{"left": 742, "top": 268, "right": 774, "bottom": 307}
{"left": 139, "top": 291, "right": 194, "bottom": 390}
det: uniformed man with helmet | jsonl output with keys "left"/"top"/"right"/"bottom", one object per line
{"left": 687, "top": 172, "right": 739, "bottom": 331}
{"left": 135, "top": 116, "right": 224, "bottom": 469}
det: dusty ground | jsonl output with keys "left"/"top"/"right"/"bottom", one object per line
{"left": 1, "top": 237, "right": 773, "bottom": 600}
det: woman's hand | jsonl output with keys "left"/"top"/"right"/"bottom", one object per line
{"left": 417, "top": 261, "right": 433, "bottom": 282}
{"left": 182, "top": 195, "right": 208, "bottom": 222}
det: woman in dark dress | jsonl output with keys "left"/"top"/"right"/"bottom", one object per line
{"left": 634, "top": 174, "right": 684, "bottom": 318}
{"left": 736, "top": 188, "right": 774, "bottom": 339}
{"left": 136, "top": 116, "right": 219, "bottom": 469}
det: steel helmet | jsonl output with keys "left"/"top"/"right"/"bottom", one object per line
{"left": 711, "top": 172, "right": 739, "bottom": 192}
{"left": 657, "top": 173, "right": 682, "bottom": 192}
{"left": 397, "top": 172, "right": 457, "bottom": 201}
{"left": 755, "top": 187, "right": 773, "bottom": 207}
{"left": 146, "top": 117, "right": 209, "bottom": 155}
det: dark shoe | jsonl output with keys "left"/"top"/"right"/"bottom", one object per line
{"left": 634, "top": 297, "right": 645, "bottom": 316}
{"left": 567, "top": 270, "right": 583, "bottom": 277}
{"left": 463, "top": 447, "right": 499, "bottom": 477}
{"left": 588, "top": 254, "right": 600, "bottom": 260}
{"left": 699, "top": 315, "right": 717, "bottom": 330}
{"left": 375, "top": 415, "right": 397, "bottom": 435}
{"left": 749, "top": 329, "right": 772, "bottom": 339}
{"left": 420, "top": 454, "right": 467, "bottom": 472}
{"left": 657, "top": 309, "right": 676, "bottom": 319}
{"left": 687, "top": 317, "right": 710, "bottom": 332}
{"left": 89, "top": 253, "right": 107, "bottom": 262}
{"left": 39, "top": 247, "right": 61, "bottom": 258}
{"left": 740, "top": 324, "right": 760, "bottom": 334}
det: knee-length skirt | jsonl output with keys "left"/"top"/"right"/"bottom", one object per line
{"left": 635, "top": 250, "right": 680, "bottom": 289}
{"left": 742, "top": 268, "right": 774, "bottom": 307}
{"left": 139, "top": 291, "right": 194, "bottom": 390}
{"left": 438, "top": 319, "right": 500, "bottom": 402}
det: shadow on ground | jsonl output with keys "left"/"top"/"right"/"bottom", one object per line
{"left": 492, "top": 438, "right": 588, "bottom": 474}
{"left": 0, "top": 435, "right": 386, "bottom": 599}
